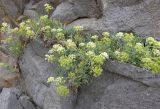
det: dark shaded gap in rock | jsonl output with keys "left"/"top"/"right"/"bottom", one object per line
{"left": 0, "top": 87, "right": 3, "bottom": 93}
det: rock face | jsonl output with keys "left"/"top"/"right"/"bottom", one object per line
{"left": 0, "top": 0, "right": 29, "bottom": 23}
{"left": 52, "top": 0, "right": 160, "bottom": 37}
{"left": 0, "top": 51, "right": 19, "bottom": 88}
{"left": 0, "top": 0, "right": 18, "bottom": 22}
{"left": 74, "top": 72, "right": 160, "bottom": 109}
{"left": 0, "top": 88, "right": 36, "bottom": 109}
{"left": 51, "top": 0, "right": 102, "bottom": 23}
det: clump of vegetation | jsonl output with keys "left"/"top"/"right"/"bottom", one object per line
{"left": 46, "top": 27, "right": 109, "bottom": 94}
{"left": 1, "top": 3, "right": 160, "bottom": 96}
{"left": 104, "top": 32, "right": 160, "bottom": 74}
{"left": 0, "top": 3, "right": 62, "bottom": 57}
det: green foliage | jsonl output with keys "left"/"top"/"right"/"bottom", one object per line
{"left": 45, "top": 27, "right": 109, "bottom": 96}
{"left": 1, "top": 3, "right": 160, "bottom": 97}
{"left": 103, "top": 32, "right": 160, "bottom": 74}
{"left": 0, "top": 4, "right": 64, "bottom": 57}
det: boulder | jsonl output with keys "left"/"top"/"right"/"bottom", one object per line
{"left": 51, "top": 0, "right": 102, "bottom": 23}
{"left": 0, "top": 88, "right": 23, "bottom": 109}
{"left": 0, "top": 0, "right": 29, "bottom": 23}
{"left": 105, "top": 60, "right": 160, "bottom": 88}
{"left": 19, "top": 96, "right": 36, "bottom": 109}
{"left": 13, "top": 0, "right": 29, "bottom": 13}
{"left": 0, "top": 0, "right": 19, "bottom": 19}
{"left": 0, "top": 88, "right": 37, "bottom": 109}
{"left": 0, "top": 68, "right": 19, "bottom": 88}
{"left": 0, "top": 51, "right": 19, "bottom": 88}
{"left": 66, "top": 0, "right": 160, "bottom": 37}
{"left": 25, "top": 0, "right": 54, "bottom": 16}
{"left": 23, "top": 9, "right": 39, "bottom": 19}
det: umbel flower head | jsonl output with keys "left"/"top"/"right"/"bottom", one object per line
{"left": 146, "top": 37, "right": 156, "bottom": 45}
{"left": 102, "top": 32, "right": 110, "bottom": 37}
{"left": 87, "top": 42, "right": 96, "bottom": 49}
{"left": 100, "top": 52, "right": 109, "bottom": 59}
{"left": 116, "top": 32, "right": 124, "bottom": 38}
{"left": 66, "top": 39, "right": 77, "bottom": 50}
{"left": 44, "top": 3, "right": 53, "bottom": 13}
{"left": 114, "top": 51, "right": 129, "bottom": 62}
{"left": 73, "top": 26, "right": 83, "bottom": 32}
{"left": 134, "top": 43, "right": 144, "bottom": 54}
{"left": 91, "top": 35, "right": 98, "bottom": 40}
{"left": 153, "top": 49, "right": 160, "bottom": 56}
{"left": 86, "top": 51, "right": 95, "bottom": 57}
{"left": 52, "top": 44, "right": 65, "bottom": 53}
{"left": 79, "top": 43, "right": 85, "bottom": 47}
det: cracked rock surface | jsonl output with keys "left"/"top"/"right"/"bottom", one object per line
{"left": 63, "top": 0, "right": 160, "bottom": 37}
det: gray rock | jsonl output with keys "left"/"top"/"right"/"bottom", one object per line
{"left": 19, "top": 96, "right": 36, "bottom": 109}
{"left": 13, "top": 0, "right": 29, "bottom": 13}
{"left": 0, "top": 67, "right": 19, "bottom": 88}
{"left": 105, "top": 60, "right": 160, "bottom": 88}
{"left": 23, "top": 9, "right": 39, "bottom": 19}
{"left": 0, "top": 88, "right": 23, "bottom": 109}
{"left": 0, "top": 0, "right": 19, "bottom": 18}
{"left": 25, "top": 0, "right": 53, "bottom": 16}
{"left": 19, "top": 40, "right": 76, "bottom": 109}
{"left": 74, "top": 71, "right": 160, "bottom": 109}
{"left": 67, "top": 0, "right": 160, "bottom": 37}
{"left": 51, "top": 0, "right": 102, "bottom": 23}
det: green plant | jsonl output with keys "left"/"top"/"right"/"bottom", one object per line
{"left": 1, "top": 3, "right": 160, "bottom": 97}
{"left": 45, "top": 27, "right": 109, "bottom": 95}
{"left": 103, "top": 32, "right": 160, "bottom": 74}
{"left": 0, "top": 3, "right": 65, "bottom": 57}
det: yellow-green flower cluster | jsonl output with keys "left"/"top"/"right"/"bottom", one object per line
{"left": 52, "top": 44, "right": 65, "bottom": 53}
{"left": 146, "top": 37, "right": 160, "bottom": 48}
{"left": 134, "top": 43, "right": 144, "bottom": 54}
{"left": 141, "top": 58, "right": 160, "bottom": 74}
{"left": 123, "top": 33, "right": 134, "bottom": 42}
{"left": 45, "top": 54, "right": 54, "bottom": 63}
{"left": 86, "top": 42, "right": 96, "bottom": 49}
{"left": 79, "top": 43, "right": 85, "bottom": 47}
{"left": 47, "top": 77, "right": 69, "bottom": 96}
{"left": 92, "top": 66, "right": 103, "bottom": 77}
{"left": 40, "top": 15, "right": 49, "bottom": 22}
{"left": 153, "top": 49, "right": 160, "bottom": 56}
{"left": 73, "top": 26, "right": 83, "bottom": 32}
{"left": 115, "top": 32, "right": 124, "bottom": 38}
{"left": 91, "top": 35, "right": 98, "bottom": 40}
{"left": 47, "top": 77, "right": 65, "bottom": 85}
{"left": 66, "top": 39, "right": 77, "bottom": 50}
{"left": 56, "top": 85, "right": 70, "bottom": 96}
{"left": 15, "top": 21, "right": 35, "bottom": 38}
{"left": 114, "top": 51, "right": 129, "bottom": 62}
{"left": 59, "top": 56, "right": 73, "bottom": 70}
{"left": 86, "top": 51, "right": 95, "bottom": 57}
{"left": 44, "top": 3, "right": 53, "bottom": 13}
{"left": 1, "top": 22, "right": 9, "bottom": 32}
{"left": 101, "top": 37, "right": 111, "bottom": 45}
{"left": 102, "top": 32, "right": 110, "bottom": 37}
